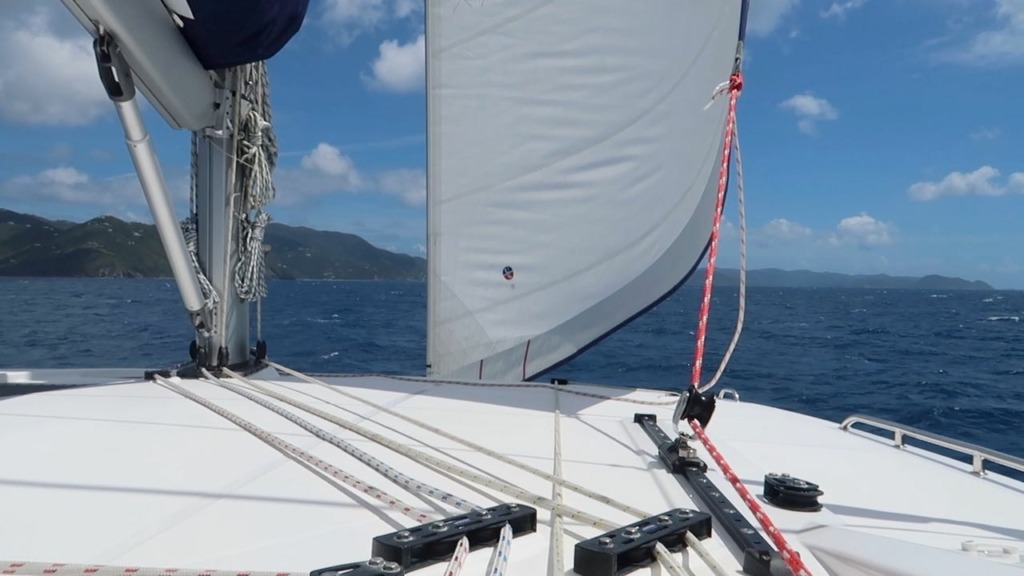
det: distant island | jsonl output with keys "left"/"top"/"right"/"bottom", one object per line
{"left": 706, "top": 268, "right": 993, "bottom": 291}
{"left": 0, "top": 209, "right": 996, "bottom": 289}
{"left": 0, "top": 209, "right": 425, "bottom": 281}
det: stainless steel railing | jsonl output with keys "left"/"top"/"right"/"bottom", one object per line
{"left": 840, "top": 413, "right": 1024, "bottom": 476}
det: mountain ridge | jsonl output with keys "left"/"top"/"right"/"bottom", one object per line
{"left": 0, "top": 209, "right": 997, "bottom": 289}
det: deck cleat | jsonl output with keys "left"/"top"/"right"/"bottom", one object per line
{"left": 371, "top": 503, "right": 536, "bottom": 571}
{"left": 573, "top": 509, "right": 712, "bottom": 576}
{"left": 309, "top": 558, "right": 403, "bottom": 575}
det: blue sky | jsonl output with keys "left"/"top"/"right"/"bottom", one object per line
{"left": 0, "top": 0, "right": 1023, "bottom": 287}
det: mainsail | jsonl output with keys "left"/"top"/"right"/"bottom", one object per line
{"left": 426, "top": 0, "right": 747, "bottom": 381}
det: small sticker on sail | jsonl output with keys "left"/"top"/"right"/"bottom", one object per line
{"left": 502, "top": 266, "right": 514, "bottom": 281}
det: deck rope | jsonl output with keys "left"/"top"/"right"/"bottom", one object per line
{"left": 683, "top": 73, "right": 816, "bottom": 576}
{"left": 257, "top": 365, "right": 727, "bottom": 576}
{"left": 211, "top": 369, "right": 481, "bottom": 513}
{"left": 299, "top": 368, "right": 678, "bottom": 406}
{"left": 0, "top": 562, "right": 301, "bottom": 576}
{"left": 443, "top": 536, "right": 471, "bottom": 576}
{"left": 548, "top": 408, "right": 565, "bottom": 576}
{"left": 219, "top": 371, "right": 613, "bottom": 529}
{"left": 269, "top": 362, "right": 654, "bottom": 518}
{"left": 154, "top": 375, "right": 434, "bottom": 524}
{"left": 484, "top": 523, "right": 513, "bottom": 576}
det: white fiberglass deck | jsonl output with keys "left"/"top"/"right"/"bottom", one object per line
{"left": 0, "top": 369, "right": 1021, "bottom": 575}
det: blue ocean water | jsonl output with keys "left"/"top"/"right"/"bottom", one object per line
{"left": 1, "top": 277, "right": 1022, "bottom": 459}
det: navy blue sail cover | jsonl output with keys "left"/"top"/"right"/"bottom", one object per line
{"left": 178, "top": 0, "right": 310, "bottom": 70}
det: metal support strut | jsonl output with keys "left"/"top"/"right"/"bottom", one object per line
{"left": 94, "top": 32, "right": 208, "bottom": 330}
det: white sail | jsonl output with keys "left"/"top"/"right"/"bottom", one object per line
{"left": 426, "top": 0, "right": 744, "bottom": 381}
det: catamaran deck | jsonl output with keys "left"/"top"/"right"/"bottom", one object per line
{"left": 0, "top": 368, "right": 1021, "bottom": 575}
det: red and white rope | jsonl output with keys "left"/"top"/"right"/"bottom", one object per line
{"left": 689, "top": 420, "right": 813, "bottom": 576}
{"left": 699, "top": 109, "right": 747, "bottom": 394}
{"left": 443, "top": 537, "right": 471, "bottom": 576}
{"left": 0, "top": 562, "right": 299, "bottom": 576}
{"left": 689, "top": 72, "right": 743, "bottom": 391}
{"left": 683, "top": 72, "right": 816, "bottom": 576}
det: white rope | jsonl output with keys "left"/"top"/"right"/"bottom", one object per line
{"left": 443, "top": 536, "right": 471, "bottom": 576}
{"left": 485, "top": 523, "right": 513, "bottom": 576}
{"left": 215, "top": 368, "right": 480, "bottom": 513}
{"left": 269, "top": 362, "right": 657, "bottom": 518}
{"left": 0, "top": 562, "right": 302, "bottom": 576}
{"left": 301, "top": 370, "right": 679, "bottom": 406}
{"left": 234, "top": 210, "right": 270, "bottom": 301}
{"left": 245, "top": 367, "right": 729, "bottom": 575}
{"left": 154, "top": 375, "right": 435, "bottom": 524}
{"left": 230, "top": 372, "right": 616, "bottom": 529}
{"left": 699, "top": 117, "right": 748, "bottom": 394}
{"left": 179, "top": 132, "right": 220, "bottom": 325}
{"left": 233, "top": 62, "right": 277, "bottom": 302}
{"left": 548, "top": 409, "right": 565, "bottom": 576}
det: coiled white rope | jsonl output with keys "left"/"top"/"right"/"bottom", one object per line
{"left": 211, "top": 369, "right": 480, "bottom": 513}
{"left": 234, "top": 210, "right": 270, "bottom": 301}
{"left": 154, "top": 375, "right": 434, "bottom": 524}
{"left": 233, "top": 62, "right": 277, "bottom": 302}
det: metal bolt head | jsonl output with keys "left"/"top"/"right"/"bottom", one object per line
{"left": 599, "top": 537, "right": 614, "bottom": 548}
{"left": 395, "top": 530, "right": 413, "bottom": 542}
{"left": 382, "top": 561, "right": 401, "bottom": 573}
{"left": 430, "top": 521, "right": 448, "bottom": 532}
{"left": 676, "top": 509, "right": 694, "bottom": 517}
{"left": 622, "top": 527, "right": 641, "bottom": 539}
{"left": 657, "top": 515, "right": 672, "bottom": 525}
{"left": 740, "top": 528, "right": 756, "bottom": 534}
{"left": 367, "top": 557, "right": 385, "bottom": 567}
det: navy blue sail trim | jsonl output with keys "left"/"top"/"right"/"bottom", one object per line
{"left": 179, "top": 0, "right": 310, "bottom": 70}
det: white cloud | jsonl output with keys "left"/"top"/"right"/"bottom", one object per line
{"left": 829, "top": 213, "right": 895, "bottom": 247}
{"left": 947, "top": 0, "right": 1024, "bottom": 65}
{"left": 821, "top": 0, "right": 866, "bottom": 19}
{"left": 320, "top": 0, "right": 422, "bottom": 45}
{"left": 970, "top": 127, "right": 1001, "bottom": 141}
{"left": 320, "top": 0, "right": 389, "bottom": 45}
{"left": 365, "top": 34, "right": 425, "bottom": 93}
{"left": 747, "top": 0, "right": 800, "bottom": 36}
{"left": 378, "top": 168, "right": 425, "bottom": 206}
{"left": 393, "top": 0, "right": 422, "bottom": 19}
{"left": 0, "top": 5, "right": 109, "bottom": 126}
{"left": 779, "top": 93, "right": 839, "bottom": 134}
{"left": 301, "top": 143, "right": 358, "bottom": 177}
{"left": 908, "top": 165, "right": 1024, "bottom": 200}
{"left": 761, "top": 218, "right": 813, "bottom": 241}
{"left": 1, "top": 166, "right": 187, "bottom": 216}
